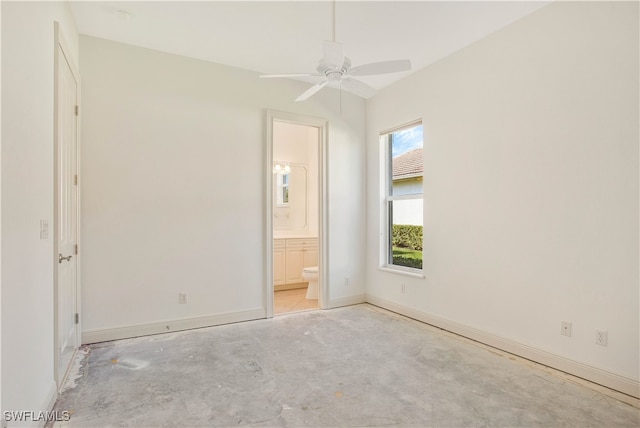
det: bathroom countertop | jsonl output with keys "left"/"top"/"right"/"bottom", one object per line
{"left": 274, "top": 235, "right": 318, "bottom": 240}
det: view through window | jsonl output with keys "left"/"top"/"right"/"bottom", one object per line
{"left": 382, "top": 122, "right": 423, "bottom": 270}
{"left": 275, "top": 172, "right": 289, "bottom": 206}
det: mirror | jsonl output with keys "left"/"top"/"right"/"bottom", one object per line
{"left": 273, "top": 163, "right": 308, "bottom": 231}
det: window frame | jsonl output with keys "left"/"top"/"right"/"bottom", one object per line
{"left": 380, "top": 120, "right": 424, "bottom": 276}
{"left": 275, "top": 172, "right": 290, "bottom": 207}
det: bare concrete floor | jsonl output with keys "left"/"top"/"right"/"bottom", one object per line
{"left": 53, "top": 304, "right": 639, "bottom": 427}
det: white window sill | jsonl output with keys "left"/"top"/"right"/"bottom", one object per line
{"left": 379, "top": 266, "right": 425, "bottom": 279}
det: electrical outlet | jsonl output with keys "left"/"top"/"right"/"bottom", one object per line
{"left": 596, "top": 330, "right": 608, "bottom": 346}
{"left": 178, "top": 293, "right": 188, "bottom": 304}
{"left": 400, "top": 283, "right": 406, "bottom": 293}
{"left": 344, "top": 277, "right": 349, "bottom": 287}
{"left": 561, "top": 321, "right": 572, "bottom": 337}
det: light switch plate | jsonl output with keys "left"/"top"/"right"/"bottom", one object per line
{"left": 40, "top": 220, "right": 49, "bottom": 239}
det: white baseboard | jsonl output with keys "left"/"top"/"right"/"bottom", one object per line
{"left": 365, "top": 294, "right": 639, "bottom": 399}
{"left": 327, "top": 294, "right": 366, "bottom": 309}
{"left": 42, "top": 381, "right": 58, "bottom": 427}
{"left": 82, "top": 308, "right": 266, "bottom": 344}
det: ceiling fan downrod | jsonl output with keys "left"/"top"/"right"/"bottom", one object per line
{"left": 331, "top": 0, "right": 336, "bottom": 43}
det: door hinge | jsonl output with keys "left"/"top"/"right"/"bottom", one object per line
{"left": 75, "top": 105, "right": 79, "bottom": 116}
{"left": 74, "top": 244, "right": 79, "bottom": 255}
{"left": 75, "top": 313, "right": 79, "bottom": 324}
{"left": 74, "top": 175, "right": 78, "bottom": 185}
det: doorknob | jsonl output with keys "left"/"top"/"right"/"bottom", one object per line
{"left": 59, "top": 253, "right": 72, "bottom": 263}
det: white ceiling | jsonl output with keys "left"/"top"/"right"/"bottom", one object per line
{"left": 70, "top": 1, "right": 550, "bottom": 97}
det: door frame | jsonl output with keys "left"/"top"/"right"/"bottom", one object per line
{"left": 265, "top": 110, "right": 328, "bottom": 317}
{"left": 53, "top": 21, "right": 81, "bottom": 389}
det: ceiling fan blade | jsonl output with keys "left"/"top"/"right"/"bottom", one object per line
{"left": 323, "top": 40, "right": 344, "bottom": 68}
{"left": 341, "top": 78, "right": 377, "bottom": 99}
{"left": 296, "top": 80, "right": 329, "bottom": 102}
{"left": 350, "top": 59, "right": 411, "bottom": 76}
{"left": 260, "top": 73, "right": 323, "bottom": 79}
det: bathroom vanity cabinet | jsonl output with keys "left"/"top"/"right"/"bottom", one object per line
{"left": 273, "top": 237, "right": 318, "bottom": 290}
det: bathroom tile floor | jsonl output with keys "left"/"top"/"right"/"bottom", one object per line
{"left": 274, "top": 287, "right": 318, "bottom": 314}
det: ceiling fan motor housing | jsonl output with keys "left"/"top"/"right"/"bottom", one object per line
{"left": 318, "top": 57, "right": 352, "bottom": 81}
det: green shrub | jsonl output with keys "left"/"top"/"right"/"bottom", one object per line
{"left": 392, "top": 255, "right": 423, "bottom": 269}
{"left": 392, "top": 224, "right": 423, "bottom": 251}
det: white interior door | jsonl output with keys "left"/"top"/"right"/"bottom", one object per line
{"left": 56, "top": 41, "right": 79, "bottom": 386}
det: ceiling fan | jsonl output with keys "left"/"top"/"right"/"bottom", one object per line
{"left": 260, "top": 1, "right": 411, "bottom": 102}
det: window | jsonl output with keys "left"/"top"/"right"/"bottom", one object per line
{"left": 381, "top": 122, "right": 423, "bottom": 272}
{"left": 276, "top": 172, "right": 289, "bottom": 206}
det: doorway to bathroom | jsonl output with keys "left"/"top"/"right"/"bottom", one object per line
{"left": 266, "top": 111, "right": 327, "bottom": 317}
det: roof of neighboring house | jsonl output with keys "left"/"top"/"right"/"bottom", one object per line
{"left": 392, "top": 148, "right": 423, "bottom": 180}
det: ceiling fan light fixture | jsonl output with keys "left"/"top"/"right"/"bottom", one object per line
{"left": 273, "top": 162, "right": 291, "bottom": 175}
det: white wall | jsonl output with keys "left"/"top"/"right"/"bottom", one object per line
{"left": 1, "top": 0, "right": 79, "bottom": 422}
{"left": 273, "top": 121, "right": 311, "bottom": 165}
{"left": 366, "top": 1, "right": 639, "bottom": 395}
{"left": 0, "top": 1, "right": 3, "bottom": 416}
{"left": 393, "top": 178, "right": 423, "bottom": 197}
{"left": 80, "top": 36, "right": 366, "bottom": 341}
{"left": 392, "top": 179, "right": 424, "bottom": 226}
{"left": 392, "top": 199, "right": 423, "bottom": 227}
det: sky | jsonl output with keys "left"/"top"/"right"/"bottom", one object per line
{"left": 392, "top": 124, "right": 423, "bottom": 157}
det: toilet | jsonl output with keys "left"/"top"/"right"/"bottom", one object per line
{"left": 302, "top": 266, "right": 319, "bottom": 300}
